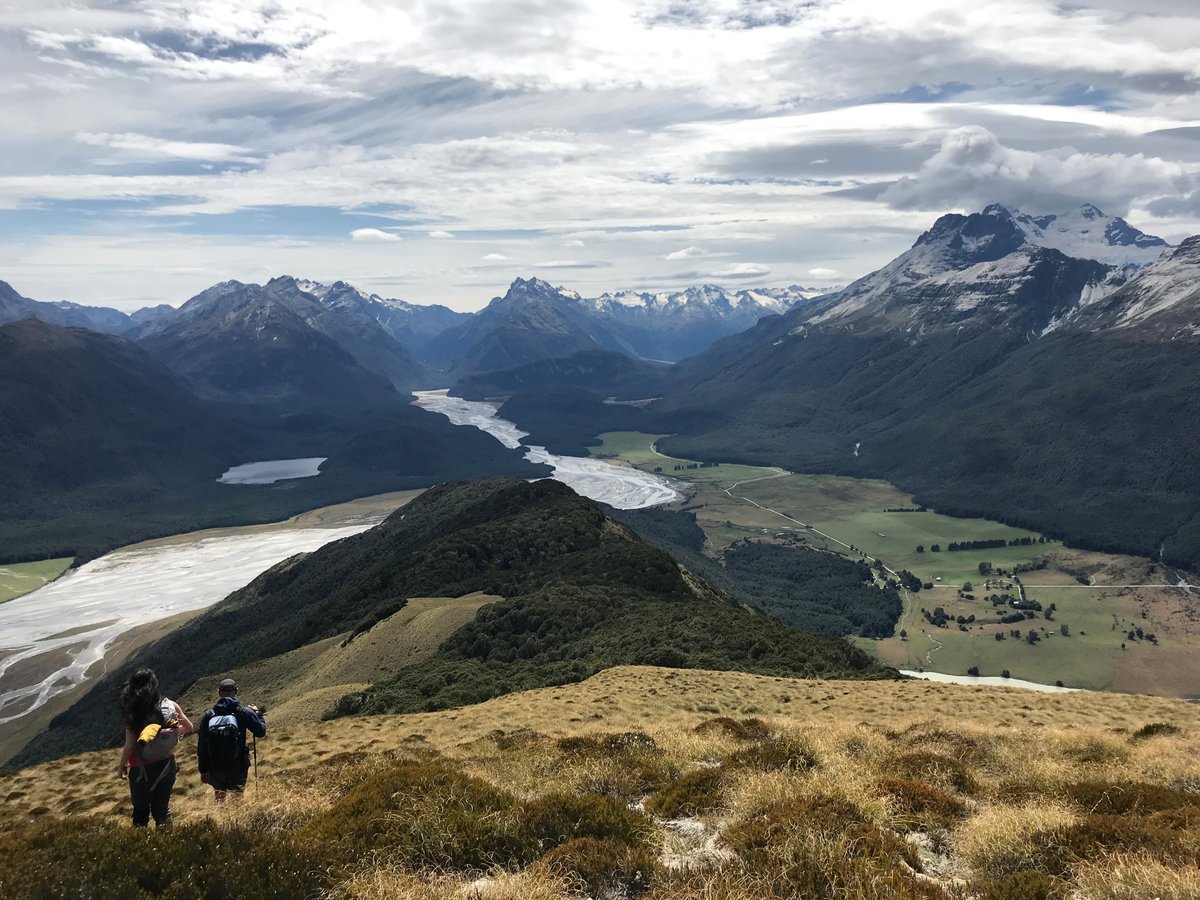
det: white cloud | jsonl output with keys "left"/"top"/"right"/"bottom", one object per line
{"left": 882, "top": 126, "right": 1195, "bottom": 215}
{"left": 350, "top": 227, "right": 402, "bottom": 242}
{"left": 427, "top": 230, "right": 455, "bottom": 238}
{"left": 563, "top": 239, "right": 585, "bottom": 247}
{"left": 711, "top": 263, "right": 770, "bottom": 279}
{"left": 532, "top": 259, "right": 611, "bottom": 269}
{"left": 807, "top": 267, "right": 840, "bottom": 278}
{"left": 76, "top": 132, "right": 256, "bottom": 162}
{"left": 482, "top": 252, "right": 508, "bottom": 260}
{"left": 665, "top": 246, "right": 712, "bottom": 260}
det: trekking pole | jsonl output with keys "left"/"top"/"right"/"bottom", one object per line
{"left": 252, "top": 734, "right": 258, "bottom": 791}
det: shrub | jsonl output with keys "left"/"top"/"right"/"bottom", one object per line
{"left": 721, "top": 795, "right": 934, "bottom": 898}
{"left": 693, "top": 717, "right": 773, "bottom": 742}
{"left": 302, "top": 758, "right": 526, "bottom": 870}
{"left": 878, "top": 778, "right": 968, "bottom": 830}
{"left": 1130, "top": 722, "right": 1182, "bottom": 742}
{"left": 534, "top": 837, "right": 660, "bottom": 897}
{"left": 0, "top": 817, "right": 328, "bottom": 899}
{"left": 1025, "top": 814, "right": 1200, "bottom": 877}
{"left": 645, "top": 768, "right": 726, "bottom": 819}
{"left": 1059, "top": 781, "right": 1200, "bottom": 816}
{"left": 521, "top": 792, "right": 656, "bottom": 850}
{"left": 725, "top": 736, "right": 818, "bottom": 772}
{"left": 969, "top": 870, "right": 1068, "bottom": 899}
{"left": 888, "top": 751, "right": 978, "bottom": 794}
{"left": 556, "top": 731, "right": 659, "bottom": 755}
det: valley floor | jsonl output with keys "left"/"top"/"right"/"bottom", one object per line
{"left": 2, "top": 666, "right": 1198, "bottom": 898}
{"left": 591, "top": 432, "right": 1200, "bottom": 697}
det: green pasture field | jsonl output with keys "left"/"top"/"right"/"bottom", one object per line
{"left": 592, "top": 432, "right": 1198, "bottom": 695}
{"left": 873, "top": 582, "right": 1163, "bottom": 691}
{"left": 590, "top": 432, "right": 782, "bottom": 486}
{"left": 0, "top": 558, "right": 73, "bottom": 604}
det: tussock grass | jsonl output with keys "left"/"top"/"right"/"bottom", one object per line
{"left": 3, "top": 667, "right": 1200, "bottom": 897}
{"left": 1073, "top": 852, "right": 1200, "bottom": 899}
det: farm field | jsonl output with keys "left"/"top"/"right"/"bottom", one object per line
{"left": 0, "top": 558, "right": 72, "bottom": 604}
{"left": 592, "top": 432, "right": 1200, "bottom": 696}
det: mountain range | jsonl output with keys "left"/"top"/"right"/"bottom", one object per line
{"left": 481, "top": 204, "right": 1199, "bottom": 569}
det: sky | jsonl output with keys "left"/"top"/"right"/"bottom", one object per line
{"left": 3, "top": 0, "right": 1200, "bottom": 312}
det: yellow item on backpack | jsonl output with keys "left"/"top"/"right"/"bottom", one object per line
{"left": 137, "top": 723, "right": 161, "bottom": 746}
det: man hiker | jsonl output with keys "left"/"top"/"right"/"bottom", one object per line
{"left": 197, "top": 677, "right": 266, "bottom": 803}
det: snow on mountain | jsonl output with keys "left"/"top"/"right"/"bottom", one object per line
{"left": 1060, "top": 236, "right": 1200, "bottom": 338}
{"left": 800, "top": 207, "right": 1117, "bottom": 335}
{"left": 983, "top": 202, "right": 1168, "bottom": 267}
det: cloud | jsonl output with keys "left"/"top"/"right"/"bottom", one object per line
{"left": 807, "top": 267, "right": 840, "bottom": 278}
{"left": 350, "top": 227, "right": 402, "bottom": 242}
{"left": 881, "top": 126, "right": 1195, "bottom": 215}
{"left": 427, "top": 230, "right": 455, "bottom": 238}
{"left": 711, "top": 262, "right": 770, "bottom": 279}
{"left": 482, "top": 252, "right": 507, "bottom": 260}
{"left": 532, "top": 259, "right": 612, "bottom": 268}
{"left": 665, "top": 246, "right": 712, "bottom": 260}
{"left": 76, "top": 132, "right": 256, "bottom": 162}
{"left": 563, "top": 239, "right": 585, "bottom": 247}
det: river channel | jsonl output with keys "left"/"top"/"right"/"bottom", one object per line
{"left": 0, "top": 394, "right": 678, "bottom": 737}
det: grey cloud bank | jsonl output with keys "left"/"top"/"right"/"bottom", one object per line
{"left": 1, "top": 1, "right": 1199, "bottom": 310}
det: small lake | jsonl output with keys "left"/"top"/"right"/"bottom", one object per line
{"left": 413, "top": 390, "right": 678, "bottom": 509}
{"left": 218, "top": 457, "right": 328, "bottom": 484}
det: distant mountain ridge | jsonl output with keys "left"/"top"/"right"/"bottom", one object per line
{"left": 135, "top": 277, "right": 429, "bottom": 408}
{"left": 0, "top": 280, "right": 133, "bottom": 335}
{"left": 425, "top": 276, "right": 820, "bottom": 377}
{"left": 799, "top": 206, "right": 1121, "bottom": 337}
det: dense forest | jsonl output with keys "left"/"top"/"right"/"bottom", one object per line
{"left": 609, "top": 506, "right": 901, "bottom": 638}
{"left": 12, "top": 479, "right": 894, "bottom": 769}
{"left": 451, "top": 324, "right": 1181, "bottom": 571}
{"left": 0, "top": 320, "right": 544, "bottom": 564}
{"left": 650, "top": 330, "right": 1200, "bottom": 569}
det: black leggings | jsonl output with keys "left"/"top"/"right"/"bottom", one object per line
{"left": 129, "top": 757, "right": 176, "bottom": 827}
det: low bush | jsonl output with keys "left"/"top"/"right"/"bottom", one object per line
{"left": 534, "top": 837, "right": 660, "bottom": 897}
{"left": 969, "top": 870, "right": 1068, "bottom": 900}
{"left": 1059, "top": 781, "right": 1200, "bottom": 816}
{"left": 1130, "top": 722, "right": 1182, "bottom": 742}
{"left": 0, "top": 817, "right": 328, "bottom": 899}
{"left": 645, "top": 768, "right": 726, "bottom": 818}
{"left": 1025, "top": 814, "right": 1200, "bottom": 878}
{"left": 521, "top": 792, "right": 656, "bottom": 851}
{"left": 722, "top": 795, "right": 933, "bottom": 899}
{"left": 878, "top": 777, "right": 968, "bottom": 830}
{"left": 725, "top": 736, "right": 818, "bottom": 772}
{"left": 693, "top": 717, "right": 774, "bottom": 743}
{"left": 888, "top": 751, "right": 979, "bottom": 794}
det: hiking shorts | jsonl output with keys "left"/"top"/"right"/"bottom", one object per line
{"left": 208, "top": 767, "right": 248, "bottom": 793}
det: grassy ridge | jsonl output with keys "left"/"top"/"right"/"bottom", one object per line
{"left": 12, "top": 479, "right": 892, "bottom": 770}
{"left": 3, "top": 668, "right": 1199, "bottom": 899}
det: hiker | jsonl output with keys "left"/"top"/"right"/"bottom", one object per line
{"left": 197, "top": 678, "right": 266, "bottom": 803}
{"left": 116, "top": 667, "right": 193, "bottom": 828}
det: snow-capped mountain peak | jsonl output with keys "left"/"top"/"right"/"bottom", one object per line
{"left": 982, "top": 203, "right": 1168, "bottom": 267}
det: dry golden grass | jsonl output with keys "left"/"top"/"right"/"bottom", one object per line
{"left": 1073, "top": 853, "right": 1200, "bottom": 899}
{"left": 4, "top": 665, "right": 1200, "bottom": 898}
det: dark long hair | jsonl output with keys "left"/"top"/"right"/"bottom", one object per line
{"left": 119, "top": 667, "right": 162, "bottom": 730}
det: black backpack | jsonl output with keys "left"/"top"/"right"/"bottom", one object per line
{"left": 205, "top": 708, "right": 243, "bottom": 770}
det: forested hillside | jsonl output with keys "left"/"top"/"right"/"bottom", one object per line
{"left": 13, "top": 479, "right": 893, "bottom": 769}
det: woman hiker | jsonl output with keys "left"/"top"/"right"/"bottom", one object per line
{"left": 116, "top": 667, "right": 193, "bottom": 828}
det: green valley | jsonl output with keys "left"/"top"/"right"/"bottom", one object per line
{"left": 0, "top": 559, "right": 72, "bottom": 604}
{"left": 590, "top": 432, "right": 1200, "bottom": 696}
